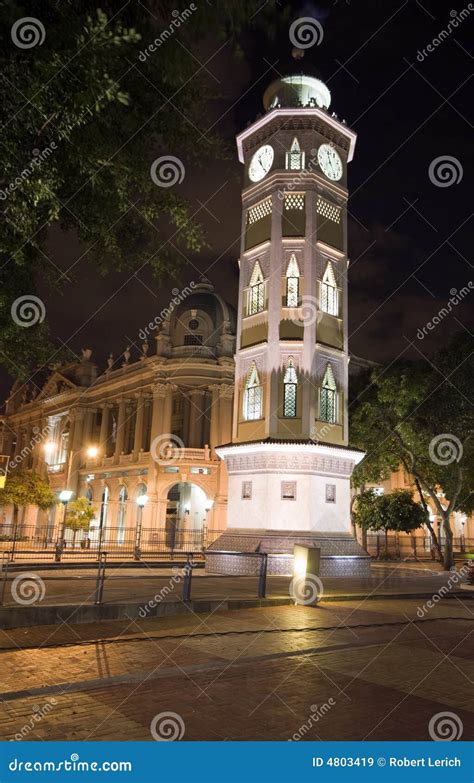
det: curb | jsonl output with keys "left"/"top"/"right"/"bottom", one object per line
{"left": 0, "top": 591, "right": 470, "bottom": 630}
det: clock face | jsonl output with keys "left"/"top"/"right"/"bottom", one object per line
{"left": 248, "top": 145, "right": 274, "bottom": 182}
{"left": 317, "top": 144, "right": 343, "bottom": 181}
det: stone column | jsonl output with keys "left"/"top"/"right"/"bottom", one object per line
{"left": 99, "top": 404, "right": 111, "bottom": 457}
{"left": 209, "top": 385, "right": 220, "bottom": 451}
{"left": 68, "top": 409, "right": 85, "bottom": 494}
{"left": 114, "top": 399, "right": 127, "bottom": 463}
{"left": 218, "top": 384, "right": 234, "bottom": 446}
{"left": 188, "top": 389, "right": 206, "bottom": 448}
{"left": 82, "top": 408, "right": 96, "bottom": 449}
{"left": 149, "top": 383, "right": 168, "bottom": 445}
{"left": 133, "top": 393, "right": 145, "bottom": 460}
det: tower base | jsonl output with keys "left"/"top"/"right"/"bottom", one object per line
{"left": 206, "top": 528, "right": 371, "bottom": 577}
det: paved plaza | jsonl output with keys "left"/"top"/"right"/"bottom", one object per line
{"left": 0, "top": 595, "right": 472, "bottom": 741}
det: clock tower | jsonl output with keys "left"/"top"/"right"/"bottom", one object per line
{"left": 208, "top": 74, "right": 370, "bottom": 578}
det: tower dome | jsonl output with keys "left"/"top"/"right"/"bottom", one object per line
{"left": 262, "top": 74, "right": 331, "bottom": 112}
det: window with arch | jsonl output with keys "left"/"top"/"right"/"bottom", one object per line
{"left": 247, "top": 260, "right": 265, "bottom": 315}
{"left": 85, "top": 487, "right": 93, "bottom": 503}
{"left": 320, "top": 364, "right": 337, "bottom": 424}
{"left": 283, "top": 358, "right": 298, "bottom": 417}
{"left": 321, "top": 261, "right": 338, "bottom": 316}
{"left": 117, "top": 485, "right": 128, "bottom": 544}
{"left": 285, "top": 254, "right": 300, "bottom": 307}
{"left": 243, "top": 363, "right": 263, "bottom": 421}
{"left": 286, "top": 137, "right": 305, "bottom": 170}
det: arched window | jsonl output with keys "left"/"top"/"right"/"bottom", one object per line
{"left": 283, "top": 358, "right": 298, "bottom": 417}
{"left": 85, "top": 487, "right": 93, "bottom": 503}
{"left": 321, "top": 261, "right": 338, "bottom": 316}
{"left": 320, "top": 364, "right": 337, "bottom": 424}
{"left": 117, "top": 485, "right": 128, "bottom": 544}
{"left": 285, "top": 254, "right": 300, "bottom": 307}
{"left": 247, "top": 261, "right": 265, "bottom": 315}
{"left": 286, "top": 137, "right": 305, "bottom": 170}
{"left": 243, "top": 363, "right": 263, "bottom": 421}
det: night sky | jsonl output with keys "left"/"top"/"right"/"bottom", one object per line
{"left": 3, "top": 0, "right": 473, "bottom": 397}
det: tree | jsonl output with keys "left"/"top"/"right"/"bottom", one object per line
{"left": 64, "top": 496, "right": 96, "bottom": 547}
{"left": 353, "top": 489, "right": 427, "bottom": 556}
{"left": 0, "top": 1, "right": 286, "bottom": 376}
{"left": 351, "top": 332, "right": 474, "bottom": 570}
{"left": 0, "top": 470, "right": 56, "bottom": 540}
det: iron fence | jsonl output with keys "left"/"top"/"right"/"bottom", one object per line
{"left": 0, "top": 524, "right": 226, "bottom": 562}
{"left": 365, "top": 534, "right": 474, "bottom": 559}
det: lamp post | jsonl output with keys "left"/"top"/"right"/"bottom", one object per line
{"left": 134, "top": 493, "right": 148, "bottom": 560}
{"left": 203, "top": 499, "right": 214, "bottom": 549}
{"left": 46, "top": 443, "right": 99, "bottom": 560}
{"left": 55, "top": 489, "right": 73, "bottom": 561}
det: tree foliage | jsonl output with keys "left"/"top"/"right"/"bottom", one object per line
{"left": 353, "top": 489, "right": 427, "bottom": 534}
{"left": 0, "top": 1, "right": 286, "bottom": 376}
{"left": 0, "top": 470, "right": 56, "bottom": 523}
{"left": 350, "top": 331, "right": 474, "bottom": 568}
{"left": 64, "top": 496, "right": 96, "bottom": 532}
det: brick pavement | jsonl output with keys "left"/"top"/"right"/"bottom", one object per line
{"left": 0, "top": 599, "right": 472, "bottom": 741}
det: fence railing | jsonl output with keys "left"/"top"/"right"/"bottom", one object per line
{"left": 0, "top": 551, "right": 271, "bottom": 607}
{"left": 364, "top": 534, "right": 474, "bottom": 559}
{"left": 0, "top": 524, "right": 226, "bottom": 562}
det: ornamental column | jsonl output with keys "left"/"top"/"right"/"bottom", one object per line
{"left": 149, "top": 383, "right": 168, "bottom": 444}
{"left": 188, "top": 389, "right": 206, "bottom": 448}
{"left": 114, "top": 399, "right": 127, "bottom": 463}
{"left": 218, "top": 384, "right": 234, "bottom": 446}
{"left": 68, "top": 409, "right": 85, "bottom": 494}
{"left": 133, "top": 392, "right": 146, "bottom": 461}
{"left": 209, "top": 385, "right": 220, "bottom": 451}
{"left": 99, "top": 403, "right": 111, "bottom": 458}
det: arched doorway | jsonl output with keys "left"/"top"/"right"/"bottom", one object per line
{"left": 165, "top": 482, "right": 209, "bottom": 549}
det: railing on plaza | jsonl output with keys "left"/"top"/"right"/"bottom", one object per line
{"left": 0, "top": 524, "right": 226, "bottom": 562}
{"left": 0, "top": 551, "right": 272, "bottom": 607}
{"left": 365, "top": 534, "right": 474, "bottom": 559}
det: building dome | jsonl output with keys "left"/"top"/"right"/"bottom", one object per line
{"left": 263, "top": 74, "right": 331, "bottom": 111}
{"left": 163, "top": 277, "right": 236, "bottom": 359}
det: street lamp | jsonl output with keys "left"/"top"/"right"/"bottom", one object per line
{"left": 55, "top": 489, "right": 74, "bottom": 562}
{"left": 134, "top": 494, "right": 148, "bottom": 561}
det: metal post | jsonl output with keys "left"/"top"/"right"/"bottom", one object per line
{"left": 55, "top": 500, "right": 69, "bottom": 562}
{"left": 0, "top": 552, "right": 10, "bottom": 606}
{"left": 94, "top": 552, "right": 107, "bottom": 605}
{"left": 258, "top": 553, "right": 267, "bottom": 599}
{"left": 182, "top": 553, "right": 193, "bottom": 602}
